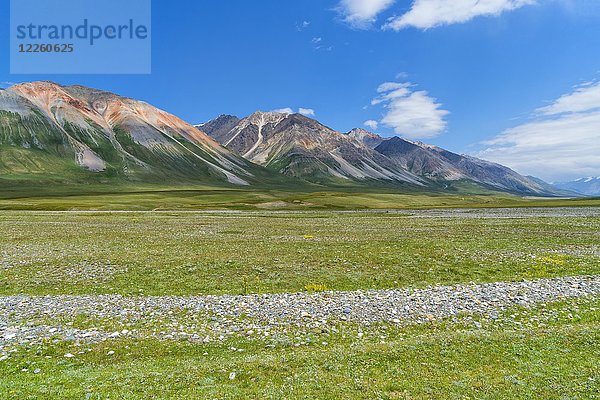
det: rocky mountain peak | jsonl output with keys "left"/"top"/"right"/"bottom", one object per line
{"left": 346, "top": 128, "right": 385, "bottom": 148}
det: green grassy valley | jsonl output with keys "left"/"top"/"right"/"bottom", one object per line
{"left": 0, "top": 208, "right": 598, "bottom": 399}
{"left": 1, "top": 182, "right": 598, "bottom": 211}
{"left": 1, "top": 208, "right": 598, "bottom": 296}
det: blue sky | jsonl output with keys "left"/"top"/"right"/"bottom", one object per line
{"left": 1, "top": 0, "right": 600, "bottom": 181}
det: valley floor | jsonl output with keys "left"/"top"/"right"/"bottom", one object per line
{"left": 1, "top": 184, "right": 599, "bottom": 211}
{"left": 0, "top": 207, "right": 599, "bottom": 398}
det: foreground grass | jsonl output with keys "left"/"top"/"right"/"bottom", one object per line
{"left": 1, "top": 207, "right": 598, "bottom": 398}
{"left": 0, "top": 210, "right": 598, "bottom": 296}
{"left": 1, "top": 298, "right": 598, "bottom": 399}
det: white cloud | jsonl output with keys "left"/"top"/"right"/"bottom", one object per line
{"left": 371, "top": 81, "right": 449, "bottom": 139}
{"left": 312, "top": 37, "right": 334, "bottom": 51}
{"left": 536, "top": 81, "right": 600, "bottom": 115}
{"left": 315, "top": 45, "right": 334, "bottom": 51}
{"left": 271, "top": 107, "right": 316, "bottom": 117}
{"left": 296, "top": 21, "right": 311, "bottom": 31}
{"left": 0, "top": 81, "right": 16, "bottom": 89}
{"left": 477, "top": 82, "right": 600, "bottom": 181}
{"left": 299, "top": 108, "right": 316, "bottom": 116}
{"left": 384, "top": 0, "right": 536, "bottom": 30}
{"left": 364, "top": 120, "right": 379, "bottom": 130}
{"left": 377, "top": 82, "right": 409, "bottom": 93}
{"left": 337, "top": 0, "right": 396, "bottom": 28}
{"left": 271, "top": 108, "right": 294, "bottom": 114}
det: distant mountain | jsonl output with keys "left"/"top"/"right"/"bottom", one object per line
{"left": 524, "top": 176, "right": 579, "bottom": 197}
{"left": 200, "top": 113, "right": 562, "bottom": 195}
{"left": 343, "top": 129, "right": 554, "bottom": 195}
{"left": 200, "top": 111, "right": 424, "bottom": 185}
{"left": 374, "top": 136, "right": 552, "bottom": 195}
{"left": 553, "top": 177, "right": 600, "bottom": 196}
{"left": 374, "top": 137, "right": 465, "bottom": 181}
{"left": 0, "top": 82, "right": 273, "bottom": 186}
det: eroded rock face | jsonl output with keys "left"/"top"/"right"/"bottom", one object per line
{"left": 346, "top": 128, "right": 385, "bottom": 149}
{"left": 0, "top": 81, "right": 564, "bottom": 195}
{"left": 92, "top": 99, "right": 108, "bottom": 115}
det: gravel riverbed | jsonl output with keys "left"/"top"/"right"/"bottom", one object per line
{"left": 1, "top": 275, "right": 598, "bottom": 349}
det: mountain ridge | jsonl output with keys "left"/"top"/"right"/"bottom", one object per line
{"left": 201, "top": 113, "right": 557, "bottom": 196}
{"left": 0, "top": 81, "right": 564, "bottom": 196}
{"left": 553, "top": 177, "right": 600, "bottom": 196}
{"left": 199, "top": 111, "right": 425, "bottom": 186}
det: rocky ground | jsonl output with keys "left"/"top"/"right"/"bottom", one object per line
{"left": 1, "top": 275, "right": 598, "bottom": 353}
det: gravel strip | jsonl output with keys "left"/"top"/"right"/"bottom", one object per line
{"left": 404, "top": 207, "right": 600, "bottom": 219}
{"left": 5, "top": 206, "right": 600, "bottom": 218}
{"left": 1, "top": 275, "right": 599, "bottom": 347}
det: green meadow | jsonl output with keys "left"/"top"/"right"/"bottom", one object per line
{"left": 0, "top": 196, "right": 599, "bottom": 399}
{"left": 1, "top": 298, "right": 598, "bottom": 399}
{"left": 0, "top": 208, "right": 598, "bottom": 296}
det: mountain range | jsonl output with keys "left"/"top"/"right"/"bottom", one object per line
{"left": 0, "top": 81, "right": 573, "bottom": 197}
{"left": 553, "top": 177, "right": 600, "bottom": 196}
{"left": 200, "top": 112, "right": 558, "bottom": 196}
{"left": 198, "top": 113, "right": 423, "bottom": 186}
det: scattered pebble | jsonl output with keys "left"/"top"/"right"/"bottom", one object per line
{"left": 0, "top": 275, "right": 598, "bottom": 346}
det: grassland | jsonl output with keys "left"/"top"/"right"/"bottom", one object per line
{"left": 0, "top": 208, "right": 598, "bottom": 296}
{"left": 0, "top": 182, "right": 599, "bottom": 211}
{"left": 1, "top": 297, "right": 598, "bottom": 399}
{"left": 1, "top": 207, "right": 599, "bottom": 398}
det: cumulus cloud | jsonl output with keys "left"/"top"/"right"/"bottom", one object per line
{"left": 364, "top": 120, "right": 379, "bottom": 130}
{"left": 271, "top": 107, "right": 294, "bottom": 114}
{"left": 271, "top": 107, "right": 316, "bottom": 117}
{"left": 336, "top": 0, "right": 536, "bottom": 30}
{"left": 337, "top": 0, "right": 396, "bottom": 28}
{"left": 384, "top": 0, "right": 536, "bottom": 30}
{"left": 370, "top": 81, "right": 449, "bottom": 139}
{"left": 298, "top": 108, "right": 316, "bottom": 116}
{"left": 476, "top": 82, "right": 600, "bottom": 181}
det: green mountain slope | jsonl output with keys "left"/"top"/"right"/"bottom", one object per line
{"left": 0, "top": 82, "right": 281, "bottom": 187}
